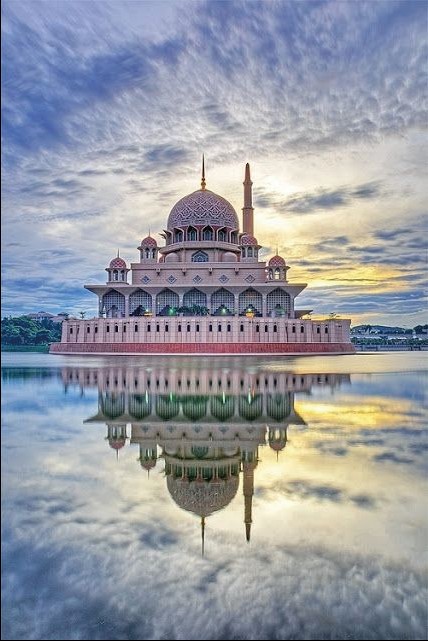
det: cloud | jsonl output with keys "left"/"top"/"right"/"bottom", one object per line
{"left": 1, "top": 0, "right": 427, "bottom": 323}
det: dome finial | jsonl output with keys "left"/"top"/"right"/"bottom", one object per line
{"left": 117, "top": 248, "right": 120, "bottom": 258}
{"left": 201, "top": 154, "right": 206, "bottom": 191}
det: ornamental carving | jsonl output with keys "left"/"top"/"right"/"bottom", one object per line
{"left": 167, "top": 189, "right": 239, "bottom": 230}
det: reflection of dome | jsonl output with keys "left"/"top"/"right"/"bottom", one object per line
{"left": 269, "top": 441, "right": 286, "bottom": 452}
{"left": 240, "top": 234, "right": 258, "bottom": 246}
{"left": 140, "top": 458, "right": 156, "bottom": 470}
{"left": 167, "top": 475, "right": 239, "bottom": 517}
{"left": 109, "top": 257, "right": 127, "bottom": 269}
{"left": 268, "top": 255, "right": 286, "bottom": 267}
{"left": 140, "top": 236, "right": 157, "bottom": 247}
{"left": 109, "top": 439, "right": 126, "bottom": 450}
{"left": 167, "top": 190, "right": 239, "bottom": 230}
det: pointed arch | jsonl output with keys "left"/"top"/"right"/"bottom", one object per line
{"left": 211, "top": 288, "right": 235, "bottom": 315}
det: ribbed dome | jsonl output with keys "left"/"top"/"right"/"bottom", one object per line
{"left": 167, "top": 475, "right": 239, "bottom": 517}
{"left": 167, "top": 190, "right": 239, "bottom": 230}
{"left": 240, "top": 234, "right": 258, "bottom": 246}
{"left": 140, "top": 236, "right": 157, "bottom": 247}
{"left": 109, "top": 257, "right": 127, "bottom": 269}
{"left": 268, "top": 255, "right": 286, "bottom": 267}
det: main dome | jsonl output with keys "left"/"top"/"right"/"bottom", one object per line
{"left": 167, "top": 189, "right": 239, "bottom": 230}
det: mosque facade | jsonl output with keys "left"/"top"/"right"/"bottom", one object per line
{"left": 51, "top": 161, "right": 354, "bottom": 355}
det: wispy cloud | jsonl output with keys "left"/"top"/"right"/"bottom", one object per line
{"left": 1, "top": 0, "right": 427, "bottom": 323}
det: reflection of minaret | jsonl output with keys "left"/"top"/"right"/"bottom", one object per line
{"left": 138, "top": 443, "right": 157, "bottom": 477}
{"left": 105, "top": 423, "right": 127, "bottom": 460}
{"left": 268, "top": 427, "right": 288, "bottom": 461}
{"left": 241, "top": 447, "right": 258, "bottom": 543}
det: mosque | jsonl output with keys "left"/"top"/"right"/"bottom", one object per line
{"left": 51, "top": 160, "right": 354, "bottom": 354}
{"left": 66, "top": 364, "right": 350, "bottom": 551}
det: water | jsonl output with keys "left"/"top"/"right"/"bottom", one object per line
{"left": 2, "top": 352, "right": 427, "bottom": 640}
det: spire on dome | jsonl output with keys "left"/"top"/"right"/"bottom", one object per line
{"left": 201, "top": 154, "right": 206, "bottom": 191}
{"left": 117, "top": 249, "right": 120, "bottom": 258}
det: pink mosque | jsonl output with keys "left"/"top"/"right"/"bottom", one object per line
{"left": 51, "top": 160, "right": 354, "bottom": 355}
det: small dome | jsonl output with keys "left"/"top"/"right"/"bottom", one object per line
{"left": 240, "top": 234, "right": 258, "bottom": 246}
{"left": 268, "top": 255, "right": 286, "bottom": 267}
{"left": 221, "top": 251, "right": 238, "bottom": 262}
{"left": 168, "top": 189, "right": 239, "bottom": 230}
{"left": 165, "top": 252, "right": 179, "bottom": 263}
{"left": 141, "top": 236, "right": 157, "bottom": 248}
{"left": 109, "top": 257, "right": 127, "bottom": 269}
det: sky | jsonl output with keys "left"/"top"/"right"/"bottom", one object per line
{"left": 1, "top": 0, "right": 427, "bottom": 326}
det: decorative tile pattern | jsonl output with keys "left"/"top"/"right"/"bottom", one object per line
{"left": 168, "top": 190, "right": 239, "bottom": 229}
{"left": 141, "top": 275, "right": 151, "bottom": 284}
{"left": 167, "top": 275, "right": 177, "bottom": 284}
{"left": 219, "top": 274, "right": 229, "bottom": 283}
{"left": 245, "top": 274, "right": 256, "bottom": 283}
{"left": 193, "top": 275, "right": 202, "bottom": 283}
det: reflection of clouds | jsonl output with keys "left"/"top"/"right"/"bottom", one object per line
{"left": 257, "top": 479, "right": 378, "bottom": 510}
{"left": 2, "top": 514, "right": 427, "bottom": 641}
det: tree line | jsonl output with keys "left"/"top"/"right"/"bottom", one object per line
{"left": 1, "top": 316, "right": 62, "bottom": 346}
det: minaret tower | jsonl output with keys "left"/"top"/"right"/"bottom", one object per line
{"left": 242, "top": 162, "right": 254, "bottom": 235}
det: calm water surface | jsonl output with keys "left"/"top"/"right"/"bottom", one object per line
{"left": 2, "top": 352, "right": 427, "bottom": 640}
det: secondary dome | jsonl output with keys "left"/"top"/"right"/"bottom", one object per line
{"left": 140, "top": 236, "right": 157, "bottom": 248}
{"left": 167, "top": 190, "right": 239, "bottom": 231}
{"left": 240, "top": 234, "right": 258, "bottom": 246}
{"left": 268, "top": 255, "right": 286, "bottom": 267}
{"left": 109, "top": 257, "right": 127, "bottom": 269}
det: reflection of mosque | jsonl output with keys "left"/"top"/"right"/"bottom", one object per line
{"left": 66, "top": 366, "right": 350, "bottom": 550}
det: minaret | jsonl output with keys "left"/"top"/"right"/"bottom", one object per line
{"left": 242, "top": 163, "right": 254, "bottom": 235}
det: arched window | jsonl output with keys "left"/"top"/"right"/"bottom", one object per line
{"left": 274, "top": 268, "right": 281, "bottom": 280}
{"left": 183, "top": 289, "right": 207, "bottom": 313}
{"left": 129, "top": 290, "right": 152, "bottom": 316}
{"left": 241, "top": 248, "right": 246, "bottom": 258}
{"left": 218, "top": 229, "right": 227, "bottom": 242}
{"left": 202, "top": 226, "right": 213, "bottom": 241}
{"left": 174, "top": 229, "right": 183, "bottom": 243}
{"left": 113, "top": 270, "right": 118, "bottom": 281}
{"left": 238, "top": 288, "right": 263, "bottom": 316}
{"left": 120, "top": 270, "right": 125, "bottom": 281}
{"left": 102, "top": 291, "right": 125, "bottom": 318}
{"left": 211, "top": 288, "right": 234, "bottom": 315}
{"left": 266, "top": 289, "right": 291, "bottom": 316}
{"left": 247, "top": 247, "right": 253, "bottom": 257}
{"left": 156, "top": 289, "right": 179, "bottom": 316}
{"left": 187, "top": 227, "right": 197, "bottom": 241}
{"left": 191, "top": 251, "right": 209, "bottom": 263}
